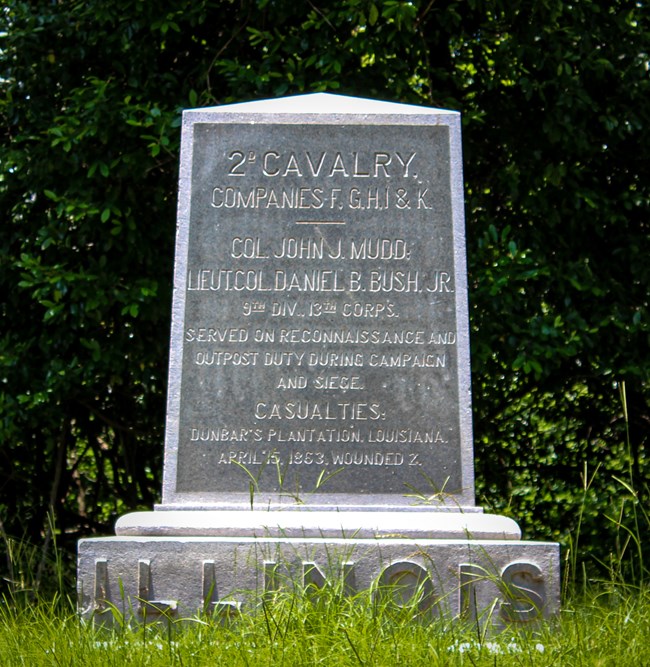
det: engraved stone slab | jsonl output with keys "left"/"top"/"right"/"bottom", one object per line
{"left": 161, "top": 93, "right": 474, "bottom": 510}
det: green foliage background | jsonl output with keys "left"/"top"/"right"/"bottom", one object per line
{"left": 1, "top": 0, "right": 648, "bottom": 591}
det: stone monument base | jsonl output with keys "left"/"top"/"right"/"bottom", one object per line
{"left": 78, "top": 511, "right": 560, "bottom": 629}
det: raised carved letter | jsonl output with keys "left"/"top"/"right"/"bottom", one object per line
{"left": 376, "top": 560, "right": 435, "bottom": 612}
{"left": 500, "top": 561, "right": 546, "bottom": 622}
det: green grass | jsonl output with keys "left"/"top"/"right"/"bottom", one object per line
{"left": 2, "top": 481, "right": 647, "bottom": 667}
{"left": 1, "top": 384, "right": 646, "bottom": 666}
{"left": 1, "top": 510, "right": 648, "bottom": 667}
{"left": 0, "top": 583, "right": 649, "bottom": 666}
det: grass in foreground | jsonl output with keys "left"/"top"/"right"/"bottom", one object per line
{"left": 1, "top": 584, "right": 649, "bottom": 667}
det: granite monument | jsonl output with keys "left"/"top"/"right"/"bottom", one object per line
{"left": 78, "top": 93, "right": 560, "bottom": 626}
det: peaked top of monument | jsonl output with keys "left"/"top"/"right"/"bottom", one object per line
{"left": 191, "top": 93, "right": 457, "bottom": 116}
